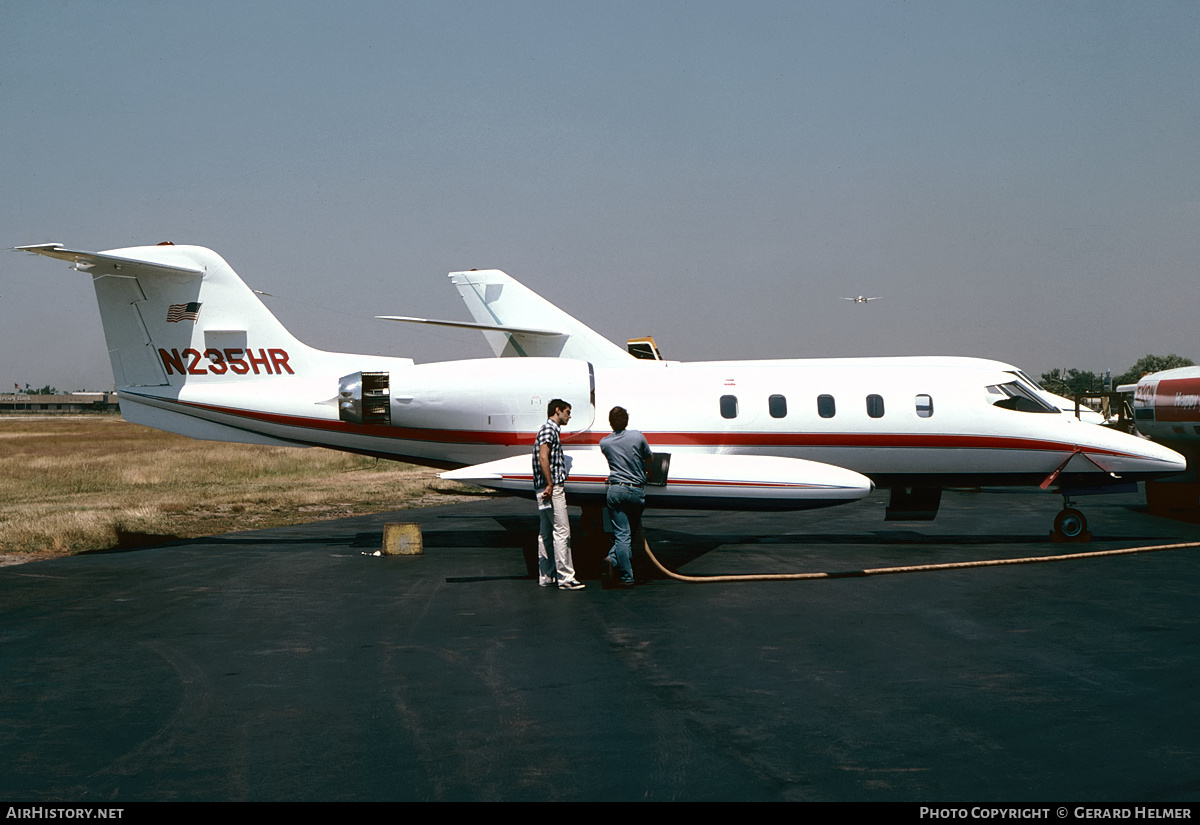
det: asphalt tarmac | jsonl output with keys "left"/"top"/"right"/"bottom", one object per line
{"left": 2, "top": 487, "right": 1199, "bottom": 802}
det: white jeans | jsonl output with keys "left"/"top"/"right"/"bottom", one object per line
{"left": 537, "top": 484, "right": 575, "bottom": 585}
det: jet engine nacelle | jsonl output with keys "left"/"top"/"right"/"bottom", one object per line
{"left": 338, "top": 371, "right": 391, "bottom": 425}
{"left": 342, "top": 358, "right": 595, "bottom": 437}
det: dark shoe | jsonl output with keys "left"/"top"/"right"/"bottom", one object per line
{"left": 558, "top": 580, "right": 585, "bottom": 591}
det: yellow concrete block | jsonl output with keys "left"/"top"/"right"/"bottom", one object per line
{"left": 382, "top": 522, "right": 423, "bottom": 555}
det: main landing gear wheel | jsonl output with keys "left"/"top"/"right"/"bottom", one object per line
{"left": 1052, "top": 507, "right": 1089, "bottom": 542}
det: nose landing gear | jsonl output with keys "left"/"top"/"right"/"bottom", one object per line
{"left": 1052, "top": 497, "right": 1091, "bottom": 542}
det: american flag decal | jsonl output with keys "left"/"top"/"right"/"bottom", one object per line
{"left": 166, "top": 302, "right": 201, "bottom": 323}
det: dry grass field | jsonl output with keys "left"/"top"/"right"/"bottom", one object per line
{"left": 0, "top": 416, "right": 489, "bottom": 563}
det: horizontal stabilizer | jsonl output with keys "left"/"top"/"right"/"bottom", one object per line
{"left": 376, "top": 315, "right": 565, "bottom": 338}
{"left": 16, "top": 243, "right": 205, "bottom": 278}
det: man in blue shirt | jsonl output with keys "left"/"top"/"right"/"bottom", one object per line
{"left": 533, "top": 399, "right": 584, "bottom": 590}
{"left": 599, "top": 406, "right": 653, "bottom": 587}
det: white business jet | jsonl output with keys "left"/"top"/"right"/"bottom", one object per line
{"left": 18, "top": 243, "right": 1185, "bottom": 539}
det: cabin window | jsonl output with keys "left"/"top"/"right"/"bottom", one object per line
{"left": 915, "top": 394, "right": 933, "bottom": 418}
{"left": 720, "top": 395, "right": 739, "bottom": 419}
{"left": 817, "top": 394, "right": 836, "bottom": 419}
{"left": 768, "top": 394, "right": 787, "bottom": 419}
{"left": 866, "top": 394, "right": 885, "bottom": 418}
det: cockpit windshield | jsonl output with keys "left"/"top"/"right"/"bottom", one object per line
{"left": 987, "top": 380, "right": 1060, "bottom": 413}
{"left": 1013, "top": 370, "right": 1059, "bottom": 400}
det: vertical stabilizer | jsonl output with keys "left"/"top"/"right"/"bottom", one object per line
{"left": 17, "top": 243, "right": 322, "bottom": 387}
{"left": 449, "top": 269, "right": 634, "bottom": 365}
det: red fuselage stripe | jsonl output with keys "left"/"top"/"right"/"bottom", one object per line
{"left": 133, "top": 394, "right": 1140, "bottom": 459}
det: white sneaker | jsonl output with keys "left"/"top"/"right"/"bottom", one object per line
{"left": 558, "top": 580, "right": 585, "bottom": 591}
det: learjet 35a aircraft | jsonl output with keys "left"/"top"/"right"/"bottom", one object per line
{"left": 18, "top": 242, "right": 1186, "bottom": 539}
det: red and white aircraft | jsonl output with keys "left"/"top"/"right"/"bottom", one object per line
{"left": 1125, "top": 367, "right": 1200, "bottom": 447}
{"left": 1113, "top": 366, "right": 1200, "bottom": 516}
{"left": 18, "top": 242, "right": 1186, "bottom": 538}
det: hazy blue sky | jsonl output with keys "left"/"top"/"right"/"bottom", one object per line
{"left": 4, "top": 0, "right": 1198, "bottom": 391}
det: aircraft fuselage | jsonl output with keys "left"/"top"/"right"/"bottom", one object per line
{"left": 18, "top": 242, "right": 1186, "bottom": 517}
{"left": 120, "top": 350, "right": 1182, "bottom": 494}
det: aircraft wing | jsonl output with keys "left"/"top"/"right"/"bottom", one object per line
{"left": 15, "top": 243, "right": 205, "bottom": 278}
{"left": 442, "top": 451, "right": 873, "bottom": 511}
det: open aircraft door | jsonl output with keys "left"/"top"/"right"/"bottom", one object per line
{"left": 557, "top": 361, "right": 596, "bottom": 441}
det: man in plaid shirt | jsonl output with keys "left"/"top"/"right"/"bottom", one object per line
{"left": 534, "top": 399, "right": 584, "bottom": 590}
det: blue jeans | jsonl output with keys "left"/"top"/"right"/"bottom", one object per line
{"left": 606, "top": 484, "right": 644, "bottom": 583}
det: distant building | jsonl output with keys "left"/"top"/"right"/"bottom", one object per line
{"left": 0, "top": 392, "right": 120, "bottom": 414}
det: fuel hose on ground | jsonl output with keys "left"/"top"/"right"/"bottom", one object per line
{"left": 639, "top": 537, "right": 1200, "bottom": 583}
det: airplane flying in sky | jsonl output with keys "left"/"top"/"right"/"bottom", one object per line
{"left": 840, "top": 295, "right": 881, "bottom": 303}
{"left": 18, "top": 242, "right": 1186, "bottom": 540}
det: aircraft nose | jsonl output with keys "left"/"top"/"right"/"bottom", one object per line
{"left": 1155, "top": 442, "right": 1188, "bottom": 473}
{"left": 1133, "top": 438, "right": 1188, "bottom": 475}
{"left": 1089, "top": 429, "right": 1187, "bottom": 478}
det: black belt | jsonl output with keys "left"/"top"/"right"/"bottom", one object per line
{"left": 606, "top": 481, "right": 644, "bottom": 488}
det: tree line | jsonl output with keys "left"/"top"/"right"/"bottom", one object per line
{"left": 1040, "top": 354, "right": 1194, "bottom": 397}
{"left": 8, "top": 384, "right": 59, "bottom": 395}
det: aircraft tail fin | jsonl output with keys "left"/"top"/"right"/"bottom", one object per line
{"left": 17, "top": 243, "right": 321, "bottom": 387}
{"left": 448, "top": 269, "right": 635, "bottom": 365}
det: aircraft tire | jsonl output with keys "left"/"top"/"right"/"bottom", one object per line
{"left": 1053, "top": 507, "right": 1088, "bottom": 541}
